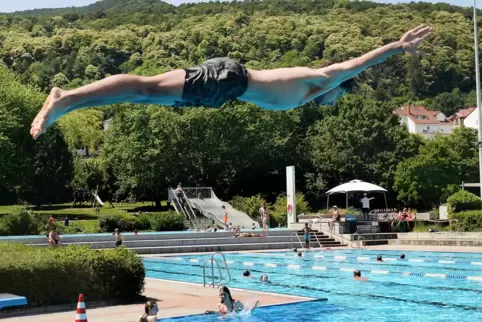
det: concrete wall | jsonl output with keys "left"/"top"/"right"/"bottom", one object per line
{"left": 397, "top": 232, "right": 482, "bottom": 240}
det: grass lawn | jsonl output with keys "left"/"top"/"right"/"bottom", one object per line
{"left": 0, "top": 201, "right": 169, "bottom": 219}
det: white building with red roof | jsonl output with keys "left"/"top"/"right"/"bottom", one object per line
{"left": 457, "top": 107, "right": 478, "bottom": 130}
{"left": 394, "top": 105, "right": 456, "bottom": 139}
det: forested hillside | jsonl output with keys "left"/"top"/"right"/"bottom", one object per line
{"left": 0, "top": 0, "right": 480, "bottom": 209}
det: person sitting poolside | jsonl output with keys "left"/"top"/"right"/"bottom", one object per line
{"left": 353, "top": 269, "right": 368, "bottom": 281}
{"left": 136, "top": 301, "right": 159, "bottom": 322}
{"left": 205, "top": 286, "right": 260, "bottom": 315}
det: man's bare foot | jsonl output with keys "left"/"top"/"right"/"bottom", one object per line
{"left": 30, "top": 87, "right": 66, "bottom": 140}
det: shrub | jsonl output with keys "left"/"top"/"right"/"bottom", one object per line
{"left": 138, "top": 213, "right": 151, "bottom": 230}
{"left": 98, "top": 214, "right": 143, "bottom": 232}
{"left": 447, "top": 190, "right": 482, "bottom": 213}
{"left": 271, "top": 193, "right": 311, "bottom": 227}
{"left": 449, "top": 210, "right": 482, "bottom": 232}
{"left": 230, "top": 195, "right": 267, "bottom": 218}
{"left": 0, "top": 209, "right": 40, "bottom": 236}
{"left": 149, "top": 211, "right": 184, "bottom": 231}
{"left": 0, "top": 243, "right": 145, "bottom": 307}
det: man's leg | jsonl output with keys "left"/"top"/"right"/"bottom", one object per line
{"left": 30, "top": 70, "right": 185, "bottom": 139}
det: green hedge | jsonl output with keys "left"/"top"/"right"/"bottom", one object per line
{"left": 99, "top": 213, "right": 143, "bottom": 232}
{"left": 150, "top": 211, "right": 184, "bottom": 231}
{"left": 447, "top": 190, "right": 482, "bottom": 213}
{"left": 449, "top": 210, "right": 482, "bottom": 232}
{"left": 0, "top": 209, "right": 51, "bottom": 236}
{"left": 0, "top": 243, "right": 145, "bottom": 307}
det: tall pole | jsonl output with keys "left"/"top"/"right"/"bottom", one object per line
{"left": 474, "top": 0, "right": 482, "bottom": 197}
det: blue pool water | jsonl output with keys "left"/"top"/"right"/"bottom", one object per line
{"left": 145, "top": 249, "right": 482, "bottom": 322}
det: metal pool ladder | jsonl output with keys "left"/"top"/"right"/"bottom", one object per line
{"left": 202, "top": 252, "right": 231, "bottom": 288}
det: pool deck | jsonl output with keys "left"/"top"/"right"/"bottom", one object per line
{"left": 2, "top": 278, "right": 313, "bottom": 322}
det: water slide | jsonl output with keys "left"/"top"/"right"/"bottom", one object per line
{"left": 174, "top": 187, "right": 259, "bottom": 229}
{"left": 93, "top": 192, "right": 105, "bottom": 206}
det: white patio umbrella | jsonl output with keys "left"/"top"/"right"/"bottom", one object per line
{"left": 326, "top": 179, "right": 388, "bottom": 210}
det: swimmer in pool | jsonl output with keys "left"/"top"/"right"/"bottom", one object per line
{"left": 205, "top": 286, "right": 260, "bottom": 315}
{"left": 260, "top": 274, "right": 269, "bottom": 283}
{"left": 400, "top": 254, "right": 405, "bottom": 260}
{"left": 297, "top": 251, "right": 303, "bottom": 257}
{"left": 31, "top": 26, "right": 433, "bottom": 140}
{"left": 136, "top": 301, "right": 159, "bottom": 322}
{"left": 243, "top": 270, "right": 252, "bottom": 278}
{"left": 353, "top": 269, "right": 368, "bottom": 281}
{"left": 377, "top": 255, "right": 383, "bottom": 262}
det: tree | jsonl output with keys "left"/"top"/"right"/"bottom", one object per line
{"left": 305, "top": 95, "right": 422, "bottom": 203}
{"left": 394, "top": 127, "right": 479, "bottom": 208}
{"left": 0, "top": 65, "right": 73, "bottom": 205}
{"left": 102, "top": 105, "right": 181, "bottom": 206}
{"left": 428, "top": 91, "right": 466, "bottom": 116}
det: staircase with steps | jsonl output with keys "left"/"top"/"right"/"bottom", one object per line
{"left": 0, "top": 229, "right": 346, "bottom": 254}
{"left": 293, "top": 230, "right": 346, "bottom": 249}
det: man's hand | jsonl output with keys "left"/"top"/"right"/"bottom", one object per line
{"left": 399, "top": 24, "right": 434, "bottom": 55}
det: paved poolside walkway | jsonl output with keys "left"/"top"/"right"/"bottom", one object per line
{"left": 2, "top": 278, "right": 312, "bottom": 322}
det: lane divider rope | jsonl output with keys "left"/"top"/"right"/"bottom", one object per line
{"left": 143, "top": 258, "right": 482, "bottom": 281}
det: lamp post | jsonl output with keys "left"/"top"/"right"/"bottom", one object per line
{"left": 474, "top": 0, "right": 482, "bottom": 197}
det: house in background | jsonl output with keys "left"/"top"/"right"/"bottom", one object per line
{"left": 394, "top": 105, "right": 455, "bottom": 139}
{"left": 458, "top": 107, "right": 478, "bottom": 130}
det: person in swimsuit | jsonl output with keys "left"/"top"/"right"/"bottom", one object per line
{"left": 114, "top": 228, "right": 124, "bottom": 247}
{"left": 30, "top": 26, "right": 433, "bottom": 140}
{"left": 234, "top": 232, "right": 261, "bottom": 238}
{"left": 303, "top": 223, "right": 312, "bottom": 249}
{"left": 353, "top": 269, "right": 368, "bottom": 281}
{"left": 136, "top": 301, "right": 159, "bottom": 322}
{"left": 222, "top": 205, "right": 228, "bottom": 228}
{"left": 328, "top": 206, "right": 341, "bottom": 231}
{"left": 48, "top": 226, "right": 61, "bottom": 247}
{"left": 204, "top": 286, "right": 260, "bottom": 315}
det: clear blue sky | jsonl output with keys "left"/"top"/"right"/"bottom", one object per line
{"left": 0, "top": 0, "right": 480, "bottom": 13}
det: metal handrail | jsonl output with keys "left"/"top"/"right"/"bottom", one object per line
{"left": 202, "top": 251, "right": 231, "bottom": 288}
{"left": 169, "top": 188, "right": 199, "bottom": 230}
{"left": 290, "top": 232, "right": 304, "bottom": 250}
{"left": 203, "top": 258, "right": 222, "bottom": 287}
{"left": 351, "top": 233, "right": 366, "bottom": 249}
{"left": 314, "top": 216, "right": 345, "bottom": 245}
{"left": 311, "top": 232, "right": 323, "bottom": 249}
{"left": 181, "top": 190, "right": 200, "bottom": 228}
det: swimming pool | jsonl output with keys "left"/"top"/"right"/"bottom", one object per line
{"left": 144, "top": 249, "right": 482, "bottom": 321}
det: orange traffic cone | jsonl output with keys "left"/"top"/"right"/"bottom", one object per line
{"left": 75, "top": 294, "right": 88, "bottom": 322}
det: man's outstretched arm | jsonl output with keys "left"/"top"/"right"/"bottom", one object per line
{"left": 320, "top": 25, "right": 434, "bottom": 83}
